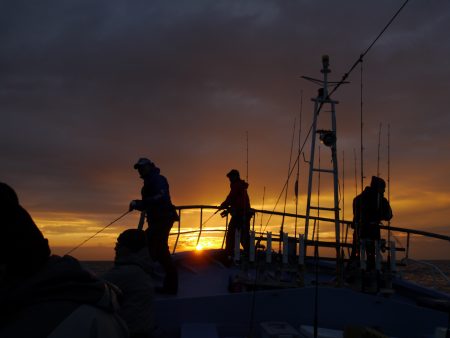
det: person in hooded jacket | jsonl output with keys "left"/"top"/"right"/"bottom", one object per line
{"left": 219, "top": 169, "right": 253, "bottom": 258}
{"left": 103, "top": 229, "right": 160, "bottom": 338}
{"left": 351, "top": 176, "right": 393, "bottom": 271}
{"left": 0, "top": 182, "right": 129, "bottom": 338}
{"left": 129, "top": 158, "right": 179, "bottom": 295}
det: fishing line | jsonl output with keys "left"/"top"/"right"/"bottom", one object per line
{"left": 65, "top": 210, "right": 131, "bottom": 256}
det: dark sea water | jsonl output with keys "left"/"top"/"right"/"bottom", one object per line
{"left": 82, "top": 259, "right": 450, "bottom": 295}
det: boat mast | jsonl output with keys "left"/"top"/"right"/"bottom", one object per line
{"left": 303, "top": 55, "right": 341, "bottom": 263}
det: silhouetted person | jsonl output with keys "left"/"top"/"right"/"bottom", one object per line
{"left": 129, "top": 158, "right": 179, "bottom": 295}
{"left": 352, "top": 176, "right": 393, "bottom": 271}
{"left": 219, "top": 169, "right": 253, "bottom": 258}
{"left": 0, "top": 182, "right": 128, "bottom": 338}
{"left": 103, "top": 229, "right": 160, "bottom": 338}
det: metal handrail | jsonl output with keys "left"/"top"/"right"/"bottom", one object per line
{"left": 169, "top": 205, "right": 450, "bottom": 256}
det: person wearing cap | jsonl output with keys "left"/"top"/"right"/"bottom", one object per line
{"left": 351, "top": 176, "right": 393, "bottom": 271}
{"left": 0, "top": 182, "right": 129, "bottom": 338}
{"left": 219, "top": 169, "right": 253, "bottom": 258}
{"left": 129, "top": 158, "right": 179, "bottom": 295}
{"left": 103, "top": 229, "right": 160, "bottom": 338}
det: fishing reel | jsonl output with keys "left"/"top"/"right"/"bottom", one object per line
{"left": 317, "top": 129, "right": 336, "bottom": 147}
{"left": 220, "top": 209, "right": 229, "bottom": 218}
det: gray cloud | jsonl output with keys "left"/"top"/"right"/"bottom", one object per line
{"left": 1, "top": 0, "right": 450, "bottom": 238}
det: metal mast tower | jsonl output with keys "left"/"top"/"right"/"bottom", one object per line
{"left": 302, "top": 55, "right": 342, "bottom": 262}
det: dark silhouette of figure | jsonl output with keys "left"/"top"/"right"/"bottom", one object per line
{"left": 103, "top": 229, "right": 160, "bottom": 338}
{"left": 129, "top": 158, "right": 179, "bottom": 295}
{"left": 351, "top": 176, "right": 393, "bottom": 271}
{"left": 219, "top": 169, "right": 253, "bottom": 258}
{"left": 0, "top": 182, "right": 128, "bottom": 338}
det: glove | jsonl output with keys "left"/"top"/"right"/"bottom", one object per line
{"left": 129, "top": 200, "right": 139, "bottom": 211}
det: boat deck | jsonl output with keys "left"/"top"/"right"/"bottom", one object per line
{"left": 152, "top": 249, "right": 449, "bottom": 338}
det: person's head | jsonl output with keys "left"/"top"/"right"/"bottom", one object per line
{"left": 0, "top": 182, "right": 51, "bottom": 280}
{"left": 226, "top": 169, "right": 240, "bottom": 182}
{"left": 0, "top": 182, "right": 19, "bottom": 209}
{"left": 115, "top": 229, "right": 148, "bottom": 259}
{"left": 370, "top": 176, "right": 386, "bottom": 194}
{"left": 133, "top": 157, "right": 155, "bottom": 178}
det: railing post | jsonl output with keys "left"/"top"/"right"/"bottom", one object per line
{"left": 266, "top": 232, "right": 272, "bottom": 263}
{"left": 221, "top": 213, "right": 229, "bottom": 250}
{"left": 390, "top": 241, "right": 397, "bottom": 272}
{"left": 172, "top": 208, "right": 181, "bottom": 254}
{"left": 406, "top": 232, "right": 410, "bottom": 259}
{"left": 196, "top": 207, "right": 203, "bottom": 247}
{"left": 249, "top": 230, "right": 255, "bottom": 262}
{"left": 282, "top": 232, "right": 289, "bottom": 265}
{"left": 298, "top": 234, "right": 305, "bottom": 265}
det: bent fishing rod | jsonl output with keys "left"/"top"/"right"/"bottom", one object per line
{"left": 65, "top": 210, "right": 131, "bottom": 256}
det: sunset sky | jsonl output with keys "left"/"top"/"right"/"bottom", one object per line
{"left": 1, "top": 1, "right": 449, "bottom": 260}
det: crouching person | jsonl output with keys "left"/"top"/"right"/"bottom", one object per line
{"left": 103, "top": 229, "right": 160, "bottom": 338}
{"left": 0, "top": 182, "right": 129, "bottom": 338}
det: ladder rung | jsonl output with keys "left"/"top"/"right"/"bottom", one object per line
{"left": 310, "top": 206, "right": 340, "bottom": 211}
{"left": 312, "top": 168, "right": 335, "bottom": 173}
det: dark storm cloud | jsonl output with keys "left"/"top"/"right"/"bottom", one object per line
{"left": 1, "top": 0, "right": 450, "bottom": 234}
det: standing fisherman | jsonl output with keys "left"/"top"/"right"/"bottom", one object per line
{"left": 219, "top": 169, "right": 253, "bottom": 259}
{"left": 351, "top": 176, "right": 393, "bottom": 271}
{"left": 129, "top": 158, "right": 179, "bottom": 295}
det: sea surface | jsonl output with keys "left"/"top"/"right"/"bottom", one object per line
{"left": 82, "top": 259, "right": 450, "bottom": 295}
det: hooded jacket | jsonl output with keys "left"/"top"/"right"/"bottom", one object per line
{"left": 134, "top": 166, "right": 178, "bottom": 224}
{"left": 353, "top": 186, "right": 393, "bottom": 239}
{"left": 102, "top": 248, "right": 157, "bottom": 337}
{"left": 0, "top": 255, "right": 128, "bottom": 338}
{"left": 220, "top": 179, "right": 251, "bottom": 217}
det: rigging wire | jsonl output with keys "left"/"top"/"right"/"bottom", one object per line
{"left": 259, "top": 186, "right": 266, "bottom": 234}
{"left": 280, "top": 116, "right": 297, "bottom": 251}
{"left": 246, "top": 131, "right": 249, "bottom": 183}
{"left": 253, "top": 0, "right": 411, "bottom": 240}
{"left": 387, "top": 124, "right": 392, "bottom": 262}
{"left": 65, "top": 210, "right": 131, "bottom": 256}
{"left": 294, "top": 90, "right": 303, "bottom": 239}
{"left": 360, "top": 59, "right": 365, "bottom": 193}
{"left": 377, "top": 123, "right": 383, "bottom": 177}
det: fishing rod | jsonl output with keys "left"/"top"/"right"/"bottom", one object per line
{"left": 280, "top": 116, "right": 297, "bottom": 251}
{"left": 65, "top": 210, "right": 131, "bottom": 256}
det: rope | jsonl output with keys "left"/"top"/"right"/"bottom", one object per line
{"left": 64, "top": 210, "right": 131, "bottom": 256}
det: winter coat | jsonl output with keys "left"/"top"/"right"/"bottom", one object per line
{"left": 134, "top": 166, "right": 178, "bottom": 225}
{"left": 220, "top": 179, "right": 251, "bottom": 217}
{"left": 102, "top": 249, "right": 157, "bottom": 337}
{"left": 0, "top": 255, "right": 129, "bottom": 338}
{"left": 353, "top": 186, "right": 393, "bottom": 239}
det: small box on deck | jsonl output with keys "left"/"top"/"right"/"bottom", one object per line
{"left": 260, "top": 321, "right": 300, "bottom": 338}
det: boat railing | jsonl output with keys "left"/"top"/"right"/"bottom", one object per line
{"left": 170, "top": 205, "right": 450, "bottom": 261}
